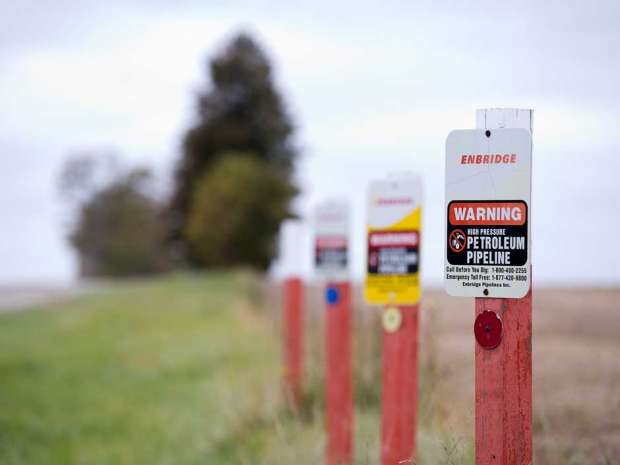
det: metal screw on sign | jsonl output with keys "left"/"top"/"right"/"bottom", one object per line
{"left": 474, "top": 310, "right": 503, "bottom": 350}
{"left": 326, "top": 286, "right": 340, "bottom": 305}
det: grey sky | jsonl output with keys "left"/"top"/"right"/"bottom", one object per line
{"left": 1, "top": 1, "right": 618, "bottom": 284}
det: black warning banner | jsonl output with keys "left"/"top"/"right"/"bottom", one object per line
{"left": 367, "top": 230, "right": 419, "bottom": 275}
{"left": 446, "top": 200, "right": 528, "bottom": 266}
{"left": 315, "top": 236, "right": 348, "bottom": 269}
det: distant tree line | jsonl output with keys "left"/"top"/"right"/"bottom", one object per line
{"left": 60, "top": 33, "right": 298, "bottom": 277}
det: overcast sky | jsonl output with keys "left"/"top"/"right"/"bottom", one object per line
{"left": 1, "top": 0, "right": 619, "bottom": 285}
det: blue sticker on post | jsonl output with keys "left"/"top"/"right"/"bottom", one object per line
{"left": 326, "top": 287, "right": 339, "bottom": 305}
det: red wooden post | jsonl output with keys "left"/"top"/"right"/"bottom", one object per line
{"left": 475, "top": 108, "right": 532, "bottom": 465}
{"left": 325, "top": 281, "right": 353, "bottom": 465}
{"left": 381, "top": 305, "right": 419, "bottom": 465}
{"left": 366, "top": 177, "right": 422, "bottom": 465}
{"left": 283, "top": 277, "right": 304, "bottom": 405}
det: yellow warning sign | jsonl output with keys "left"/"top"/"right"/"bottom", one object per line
{"left": 365, "top": 176, "right": 422, "bottom": 305}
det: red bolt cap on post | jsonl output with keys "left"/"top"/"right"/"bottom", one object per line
{"left": 474, "top": 310, "right": 503, "bottom": 350}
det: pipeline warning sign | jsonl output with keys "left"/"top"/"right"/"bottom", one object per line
{"left": 314, "top": 201, "right": 349, "bottom": 279}
{"left": 315, "top": 236, "right": 347, "bottom": 270}
{"left": 365, "top": 176, "right": 422, "bottom": 305}
{"left": 445, "top": 129, "right": 532, "bottom": 298}
{"left": 447, "top": 201, "right": 527, "bottom": 266}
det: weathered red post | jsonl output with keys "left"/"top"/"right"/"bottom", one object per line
{"left": 444, "top": 109, "right": 533, "bottom": 465}
{"left": 474, "top": 109, "right": 532, "bottom": 465}
{"left": 325, "top": 282, "right": 353, "bottom": 465}
{"left": 283, "top": 276, "right": 304, "bottom": 404}
{"left": 279, "top": 220, "right": 306, "bottom": 406}
{"left": 365, "top": 175, "right": 423, "bottom": 465}
{"left": 314, "top": 201, "right": 353, "bottom": 465}
{"left": 380, "top": 304, "right": 419, "bottom": 465}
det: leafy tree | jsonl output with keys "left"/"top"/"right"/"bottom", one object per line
{"left": 60, "top": 154, "right": 168, "bottom": 277}
{"left": 185, "top": 153, "right": 296, "bottom": 269}
{"left": 170, "top": 32, "right": 298, "bottom": 266}
{"left": 59, "top": 150, "right": 120, "bottom": 207}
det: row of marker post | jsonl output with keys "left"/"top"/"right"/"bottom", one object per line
{"left": 281, "top": 108, "right": 533, "bottom": 465}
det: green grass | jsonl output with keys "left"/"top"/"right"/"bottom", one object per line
{"left": 0, "top": 272, "right": 475, "bottom": 465}
{"left": 0, "top": 272, "right": 280, "bottom": 465}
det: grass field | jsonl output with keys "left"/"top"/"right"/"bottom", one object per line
{"left": 0, "top": 272, "right": 618, "bottom": 464}
{"left": 0, "top": 273, "right": 285, "bottom": 465}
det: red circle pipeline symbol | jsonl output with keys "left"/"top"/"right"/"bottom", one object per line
{"left": 474, "top": 311, "right": 503, "bottom": 350}
{"left": 449, "top": 229, "right": 467, "bottom": 253}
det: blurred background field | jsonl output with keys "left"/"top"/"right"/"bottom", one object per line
{"left": 1, "top": 272, "right": 617, "bottom": 465}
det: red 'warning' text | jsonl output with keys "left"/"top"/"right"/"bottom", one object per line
{"left": 449, "top": 202, "right": 526, "bottom": 226}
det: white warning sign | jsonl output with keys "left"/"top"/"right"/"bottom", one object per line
{"left": 445, "top": 129, "right": 532, "bottom": 298}
{"left": 365, "top": 175, "right": 422, "bottom": 305}
{"left": 313, "top": 201, "right": 349, "bottom": 279}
